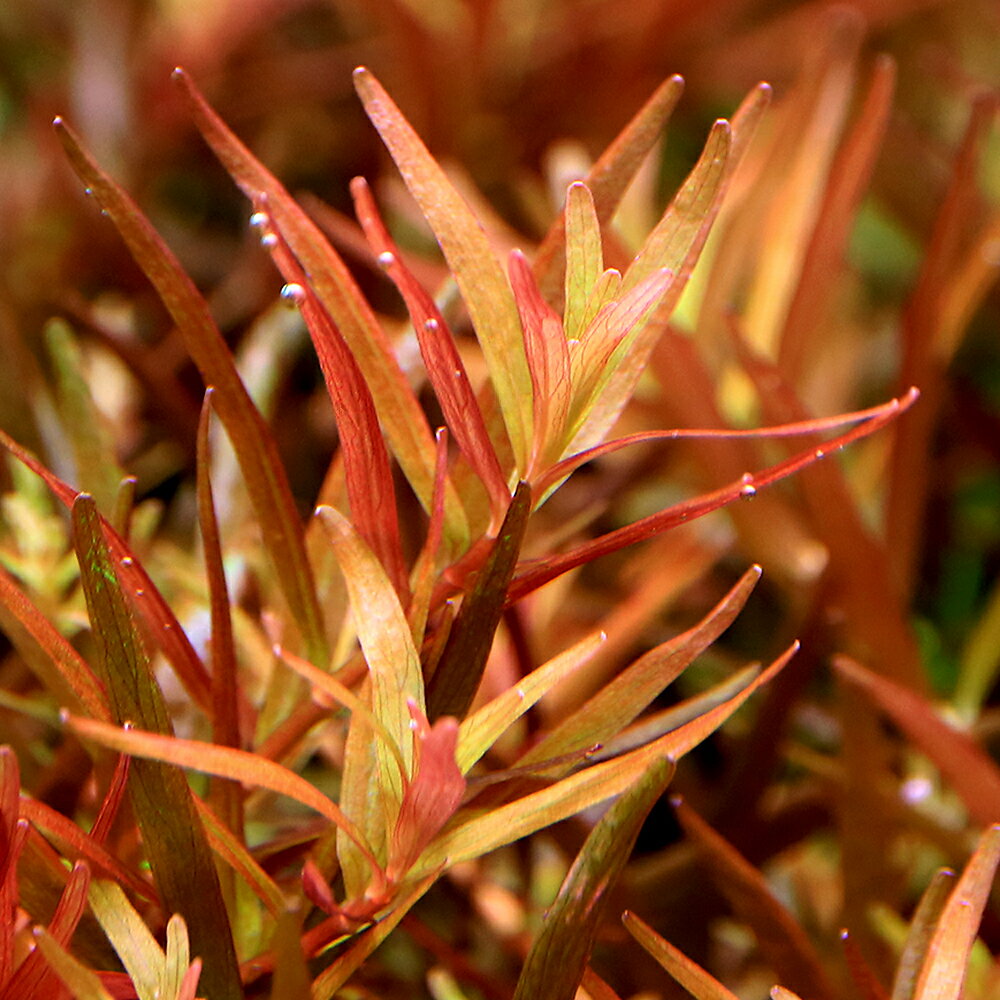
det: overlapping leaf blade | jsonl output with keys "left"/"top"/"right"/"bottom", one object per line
{"left": 70, "top": 496, "right": 241, "bottom": 1000}
{"left": 513, "top": 758, "right": 674, "bottom": 1000}
{"left": 54, "top": 116, "right": 327, "bottom": 666}
{"left": 353, "top": 66, "right": 534, "bottom": 473}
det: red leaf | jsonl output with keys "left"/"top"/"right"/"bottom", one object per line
{"left": 352, "top": 178, "right": 509, "bottom": 517}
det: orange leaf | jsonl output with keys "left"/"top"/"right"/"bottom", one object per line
{"left": 353, "top": 66, "right": 533, "bottom": 472}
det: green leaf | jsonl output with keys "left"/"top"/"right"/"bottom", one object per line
{"left": 518, "top": 565, "right": 762, "bottom": 770}
{"left": 54, "top": 116, "right": 327, "bottom": 666}
{"left": 426, "top": 481, "right": 532, "bottom": 722}
{"left": 563, "top": 182, "right": 604, "bottom": 341}
{"left": 1, "top": 428, "right": 212, "bottom": 713}
{"left": 0, "top": 562, "right": 109, "bottom": 722}
{"left": 456, "top": 629, "right": 606, "bottom": 774}
{"left": 353, "top": 66, "right": 534, "bottom": 473}
{"left": 43, "top": 318, "right": 123, "bottom": 513}
{"left": 513, "top": 758, "right": 674, "bottom": 1000}
{"left": 70, "top": 496, "right": 241, "bottom": 1000}
{"left": 534, "top": 74, "right": 686, "bottom": 298}
{"left": 88, "top": 879, "right": 166, "bottom": 1000}
{"left": 416, "top": 643, "right": 794, "bottom": 872}
{"left": 317, "top": 505, "right": 424, "bottom": 792}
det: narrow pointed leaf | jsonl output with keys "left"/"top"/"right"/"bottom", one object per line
{"left": 536, "top": 395, "right": 906, "bottom": 499}
{"left": 310, "top": 872, "right": 438, "bottom": 1000}
{"left": 0, "top": 860, "right": 90, "bottom": 1000}
{"left": 623, "top": 117, "right": 731, "bottom": 293}
{"left": 834, "top": 656, "right": 1000, "bottom": 827}
{"left": 171, "top": 70, "right": 465, "bottom": 545}
{"left": 534, "top": 75, "right": 686, "bottom": 295}
{"left": 508, "top": 250, "right": 572, "bottom": 468}
{"left": 18, "top": 797, "right": 155, "bottom": 902}
{"left": 195, "top": 394, "right": 242, "bottom": 852}
{"left": 263, "top": 226, "right": 407, "bottom": 597}
{"left": 352, "top": 177, "right": 509, "bottom": 515}
{"left": 71, "top": 495, "right": 241, "bottom": 1000}
{"left": 841, "top": 929, "right": 892, "bottom": 1000}
{"left": 563, "top": 182, "right": 604, "bottom": 340}
{"left": 892, "top": 871, "right": 956, "bottom": 1000}
{"left": 33, "top": 928, "right": 115, "bottom": 1000}
{"left": 509, "top": 388, "right": 917, "bottom": 602}
{"left": 54, "top": 115, "right": 326, "bottom": 666}
{"left": 457, "top": 630, "right": 606, "bottom": 774}
{"left": 623, "top": 911, "right": 741, "bottom": 1000}
{"left": 426, "top": 481, "right": 532, "bottom": 722}
{"left": 572, "top": 119, "right": 735, "bottom": 452}
{"left": 2, "top": 422, "right": 212, "bottom": 714}
{"left": 88, "top": 879, "right": 165, "bottom": 1000}
{"left": 417, "top": 645, "right": 792, "bottom": 871}
{"left": 519, "top": 565, "right": 762, "bottom": 769}
{"left": 0, "top": 563, "right": 109, "bottom": 721}
{"left": 675, "top": 797, "right": 837, "bottom": 1000}
{"left": 513, "top": 758, "right": 674, "bottom": 1000}
{"left": 317, "top": 505, "right": 423, "bottom": 804}
{"left": 353, "top": 66, "right": 533, "bottom": 471}
{"left": 64, "top": 713, "right": 383, "bottom": 882}
{"left": 912, "top": 826, "right": 1000, "bottom": 1000}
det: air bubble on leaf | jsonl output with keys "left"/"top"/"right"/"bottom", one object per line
{"left": 260, "top": 233, "right": 278, "bottom": 248}
{"left": 900, "top": 776, "right": 933, "bottom": 804}
{"left": 249, "top": 211, "right": 268, "bottom": 229}
{"left": 280, "top": 283, "right": 306, "bottom": 306}
{"left": 424, "top": 318, "right": 439, "bottom": 332}
{"left": 121, "top": 556, "right": 133, "bottom": 566}
{"left": 814, "top": 448, "right": 825, "bottom": 459}
{"left": 134, "top": 588, "right": 144, "bottom": 597}
{"left": 739, "top": 483, "right": 757, "bottom": 499}
{"left": 377, "top": 251, "right": 396, "bottom": 267}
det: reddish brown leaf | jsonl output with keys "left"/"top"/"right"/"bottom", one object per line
{"left": 834, "top": 656, "right": 1000, "bottom": 827}
{"left": 675, "top": 797, "right": 837, "bottom": 1000}
{"left": 352, "top": 178, "right": 509, "bottom": 516}
{"left": 509, "top": 388, "right": 917, "bottom": 602}
{"left": 258, "top": 214, "right": 408, "bottom": 598}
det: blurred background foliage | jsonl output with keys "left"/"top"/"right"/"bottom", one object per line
{"left": 2, "top": 1, "right": 1000, "bottom": 997}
